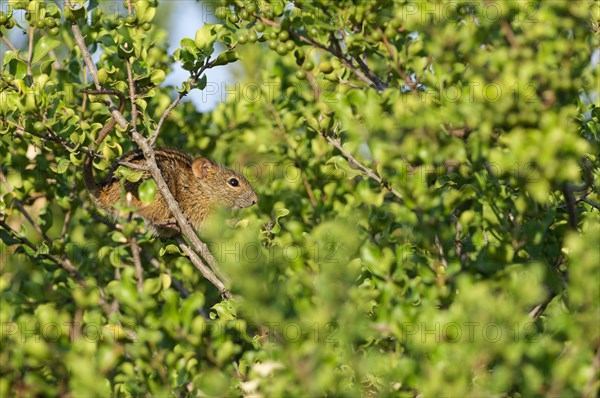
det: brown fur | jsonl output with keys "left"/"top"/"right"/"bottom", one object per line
{"left": 97, "top": 149, "right": 258, "bottom": 235}
{"left": 82, "top": 90, "right": 258, "bottom": 236}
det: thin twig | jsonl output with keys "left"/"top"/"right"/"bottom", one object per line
{"left": 528, "top": 293, "right": 557, "bottom": 320}
{"left": 583, "top": 346, "right": 600, "bottom": 398}
{"left": 562, "top": 185, "right": 579, "bottom": 230}
{"left": 301, "top": 173, "right": 318, "bottom": 207}
{"left": 130, "top": 237, "right": 144, "bottom": 293}
{"left": 65, "top": 0, "right": 127, "bottom": 128}
{"left": 66, "top": 3, "right": 230, "bottom": 297}
{"left": 324, "top": 132, "right": 404, "bottom": 201}
{"left": 256, "top": 15, "right": 387, "bottom": 92}
{"left": 0, "top": 218, "right": 79, "bottom": 280}
{"left": 0, "top": 170, "right": 54, "bottom": 243}
{"left": 124, "top": 57, "right": 138, "bottom": 128}
{"left": 581, "top": 198, "right": 600, "bottom": 211}
{"left": 148, "top": 92, "right": 184, "bottom": 146}
{"left": 500, "top": 20, "right": 520, "bottom": 50}
{"left": 149, "top": 69, "right": 202, "bottom": 145}
{"left": 176, "top": 236, "right": 231, "bottom": 300}
{"left": 434, "top": 234, "right": 448, "bottom": 269}
{"left": 8, "top": 122, "right": 146, "bottom": 170}
{"left": 142, "top": 249, "right": 191, "bottom": 299}
{"left": 0, "top": 32, "right": 18, "bottom": 52}
{"left": 26, "top": 26, "right": 34, "bottom": 80}
{"left": 60, "top": 178, "right": 78, "bottom": 239}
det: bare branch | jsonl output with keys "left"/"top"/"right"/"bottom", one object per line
{"left": 562, "top": 185, "right": 579, "bottom": 230}
{"left": 0, "top": 31, "right": 18, "bottom": 52}
{"left": 60, "top": 178, "right": 78, "bottom": 239}
{"left": 256, "top": 15, "right": 387, "bottom": 92}
{"left": 529, "top": 292, "right": 557, "bottom": 320}
{"left": 581, "top": 198, "right": 600, "bottom": 211}
{"left": 176, "top": 236, "right": 232, "bottom": 300}
{"left": 500, "top": 20, "right": 520, "bottom": 50}
{"left": 0, "top": 218, "right": 78, "bottom": 276}
{"left": 130, "top": 237, "right": 144, "bottom": 293}
{"left": 125, "top": 57, "right": 138, "bottom": 128}
{"left": 0, "top": 170, "right": 54, "bottom": 243}
{"left": 583, "top": 346, "right": 600, "bottom": 398}
{"left": 66, "top": 2, "right": 231, "bottom": 297}
{"left": 8, "top": 122, "right": 146, "bottom": 170}
{"left": 26, "top": 26, "right": 34, "bottom": 80}
{"left": 434, "top": 234, "right": 448, "bottom": 269}
{"left": 323, "top": 131, "right": 404, "bottom": 202}
{"left": 64, "top": 0, "right": 128, "bottom": 129}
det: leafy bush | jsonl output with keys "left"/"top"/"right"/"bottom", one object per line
{"left": 0, "top": 0, "right": 598, "bottom": 396}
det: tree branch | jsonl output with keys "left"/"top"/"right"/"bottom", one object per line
{"left": 256, "top": 15, "right": 387, "bottom": 92}
{"left": 65, "top": 7, "right": 231, "bottom": 297}
{"left": 323, "top": 129, "right": 404, "bottom": 202}
{"left": 130, "top": 237, "right": 144, "bottom": 293}
{"left": 0, "top": 170, "right": 54, "bottom": 243}
{"left": 26, "top": 26, "right": 34, "bottom": 80}
{"left": 0, "top": 31, "right": 18, "bottom": 52}
{"left": 0, "top": 218, "right": 78, "bottom": 277}
{"left": 149, "top": 92, "right": 184, "bottom": 146}
{"left": 176, "top": 236, "right": 232, "bottom": 300}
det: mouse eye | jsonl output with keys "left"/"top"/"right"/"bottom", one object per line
{"left": 228, "top": 178, "right": 239, "bottom": 187}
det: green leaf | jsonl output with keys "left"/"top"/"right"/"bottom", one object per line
{"left": 49, "top": 158, "right": 70, "bottom": 174}
{"left": 159, "top": 244, "right": 183, "bottom": 256}
{"left": 0, "top": 229, "right": 20, "bottom": 245}
{"left": 138, "top": 179, "right": 157, "bottom": 205}
{"left": 7, "top": 59, "right": 27, "bottom": 79}
{"left": 143, "top": 277, "right": 162, "bottom": 295}
{"left": 2, "top": 50, "right": 21, "bottom": 67}
{"left": 150, "top": 69, "right": 165, "bottom": 85}
{"left": 194, "top": 24, "right": 219, "bottom": 50}
{"left": 115, "top": 166, "right": 145, "bottom": 183}
{"left": 212, "top": 50, "right": 239, "bottom": 67}
{"left": 32, "top": 37, "right": 60, "bottom": 64}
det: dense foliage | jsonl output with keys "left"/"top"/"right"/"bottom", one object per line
{"left": 1, "top": 0, "right": 599, "bottom": 396}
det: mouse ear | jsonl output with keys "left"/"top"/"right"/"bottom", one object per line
{"left": 192, "top": 157, "right": 217, "bottom": 178}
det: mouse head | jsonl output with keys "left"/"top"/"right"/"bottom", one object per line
{"left": 192, "top": 157, "right": 258, "bottom": 210}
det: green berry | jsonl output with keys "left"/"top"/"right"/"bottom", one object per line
{"left": 303, "top": 61, "right": 315, "bottom": 71}
{"left": 278, "top": 30, "right": 289, "bottom": 41}
{"left": 276, "top": 43, "right": 287, "bottom": 55}
{"left": 320, "top": 61, "right": 333, "bottom": 74}
{"left": 33, "top": 120, "right": 46, "bottom": 131}
{"left": 295, "top": 70, "right": 306, "bottom": 80}
{"left": 238, "top": 34, "right": 248, "bottom": 44}
{"left": 49, "top": 27, "right": 60, "bottom": 36}
{"left": 33, "top": 122, "right": 45, "bottom": 132}
{"left": 255, "top": 22, "right": 265, "bottom": 32}
{"left": 215, "top": 7, "right": 227, "bottom": 20}
{"left": 268, "top": 40, "right": 278, "bottom": 50}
